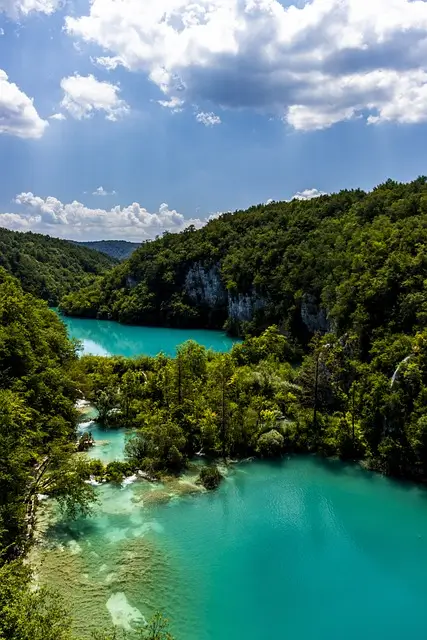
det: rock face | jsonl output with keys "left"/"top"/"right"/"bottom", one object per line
{"left": 184, "top": 263, "right": 227, "bottom": 309}
{"left": 227, "top": 292, "right": 266, "bottom": 323}
{"left": 300, "top": 293, "right": 330, "bottom": 333}
{"left": 184, "top": 262, "right": 266, "bottom": 323}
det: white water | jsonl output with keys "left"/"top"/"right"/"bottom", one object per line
{"left": 391, "top": 354, "right": 412, "bottom": 387}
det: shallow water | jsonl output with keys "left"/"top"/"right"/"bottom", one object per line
{"left": 59, "top": 314, "right": 239, "bottom": 357}
{"left": 78, "top": 420, "right": 128, "bottom": 463}
{"left": 36, "top": 456, "right": 427, "bottom": 640}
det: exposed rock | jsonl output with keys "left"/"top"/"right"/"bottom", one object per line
{"left": 300, "top": 293, "right": 330, "bottom": 333}
{"left": 185, "top": 262, "right": 267, "bottom": 324}
{"left": 227, "top": 291, "right": 266, "bottom": 323}
{"left": 184, "top": 263, "right": 227, "bottom": 308}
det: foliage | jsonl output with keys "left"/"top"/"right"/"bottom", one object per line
{"left": 0, "top": 561, "right": 73, "bottom": 640}
{"left": 0, "top": 227, "right": 115, "bottom": 306}
{"left": 198, "top": 466, "right": 223, "bottom": 490}
{"left": 62, "top": 177, "right": 427, "bottom": 346}
{"left": 0, "top": 268, "right": 96, "bottom": 556}
{"left": 256, "top": 429, "right": 285, "bottom": 457}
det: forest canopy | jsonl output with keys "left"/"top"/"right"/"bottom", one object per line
{"left": 0, "top": 228, "right": 116, "bottom": 305}
{"left": 60, "top": 177, "right": 427, "bottom": 352}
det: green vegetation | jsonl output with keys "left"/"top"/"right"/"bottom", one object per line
{"left": 198, "top": 466, "right": 223, "bottom": 490}
{"left": 74, "top": 241, "right": 141, "bottom": 261}
{"left": 0, "top": 269, "right": 98, "bottom": 639}
{"left": 7, "top": 176, "right": 427, "bottom": 637}
{"left": 75, "top": 322, "right": 427, "bottom": 482}
{"left": 61, "top": 177, "right": 427, "bottom": 345}
{"left": 0, "top": 228, "right": 116, "bottom": 305}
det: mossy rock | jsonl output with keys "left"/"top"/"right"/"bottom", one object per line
{"left": 197, "top": 466, "right": 223, "bottom": 490}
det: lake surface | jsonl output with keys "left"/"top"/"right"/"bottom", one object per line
{"left": 59, "top": 314, "right": 239, "bottom": 357}
{"left": 37, "top": 456, "right": 427, "bottom": 640}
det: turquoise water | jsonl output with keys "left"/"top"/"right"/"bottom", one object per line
{"left": 44, "top": 318, "right": 427, "bottom": 639}
{"left": 39, "top": 457, "right": 427, "bottom": 640}
{"left": 59, "top": 314, "right": 239, "bottom": 357}
{"left": 78, "top": 419, "right": 127, "bottom": 463}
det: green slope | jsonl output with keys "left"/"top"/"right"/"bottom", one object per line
{"left": 0, "top": 228, "right": 117, "bottom": 305}
{"left": 61, "top": 177, "right": 427, "bottom": 350}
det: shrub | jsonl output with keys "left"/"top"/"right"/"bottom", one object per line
{"left": 198, "top": 466, "right": 223, "bottom": 490}
{"left": 256, "top": 429, "right": 285, "bottom": 457}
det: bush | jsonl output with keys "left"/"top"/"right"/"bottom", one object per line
{"left": 256, "top": 429, "right": 285, "bottom": 457}
{"left": 105, "top": 461, "right": 134, "bottom": 483}
{"left": 198, "top": 466, "right": 223, "bottom": 490}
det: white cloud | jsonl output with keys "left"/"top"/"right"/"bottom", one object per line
{"left": 265, "top": 198, "right": 274, "bottom": 205}
{"left": 0, "top": 69, "right": 48, "bottom": 139}
{"left": 49, "top": 112, "right": 66, "bottom": 121}
{"left": 0, "top": 27, "right": 4, "bottom": 35}
{"left": 65, "top": 0, "right": 427, "bottom": 130}
{"left": 92, "top": 56, "right": 123, "bottom": 71}
{"left": 0, "top": 192, "right": 208, "bottom": 241}
{"left": 158, "top": 96, "right": 184, "bottom": 112}
{"left": 196, "top": 111, "right": 221, "bottom": 127}
{"left": 60, "top": 74, "right": 129, "bottom": 121}
{"left": 0, "top": 0, "right": 60, "bottom": 18}
{"left": 93, "top": 186, "right": 116, "bottom": 196}
{"left": 292, "top": 188, "right": 327, "bottom": 201}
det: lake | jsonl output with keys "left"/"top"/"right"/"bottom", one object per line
{"left": 59, "top": 314, "right": 239, "bottom": 357}
{"left": 38, "top": 316, "right": 427, "bottom": 640}
{"left": 37, "top": 456, "right": 427, "bottom": 640}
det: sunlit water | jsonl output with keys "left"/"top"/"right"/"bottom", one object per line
{"left": 36, "top": 318, "right": 427, "bottom": 639}
{"left": 58, "top": 314, "right": 239, "bottom": 357}
{"left": 35, "top": 456, "right": 427, "bottom": 640}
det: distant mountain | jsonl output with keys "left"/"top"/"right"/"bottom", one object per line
{"left": 0, "top": 228, "right": 116, "bottom": 305}
{"left": 74, "top": 240, "right": 141, "bottom": 261}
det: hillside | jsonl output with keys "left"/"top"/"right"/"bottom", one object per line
{"left": 60, "top": 176, "right": 427, "bottom": 350}
{"left": 0, "top": 228, "right": 116, "bottom": 305}
{"left": 74, "top": 240, "right": 141, "bottom": 261}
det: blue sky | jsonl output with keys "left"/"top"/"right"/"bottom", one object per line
{"left": 1, "top": 0, "right": 427, "bottom": 241}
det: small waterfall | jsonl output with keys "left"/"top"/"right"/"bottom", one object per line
{"left": 391, "top": 354, "right": 412, "bottom": 388}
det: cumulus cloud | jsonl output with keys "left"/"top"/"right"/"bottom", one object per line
{"left": 196, "top": 111, "right": 221, "bottom": 127}
{"left": 292, "top": 188, "right": 326, "bottom": 201}
{"left": 92, "top": 186, "right": 116, "bottom": 196}
{"left": 49, "top": 112, "right": 66, "bottom": 121}
{"left": 0, "top": 69, "right": 48, "bottom": 139}
{"left": 65, "top": 0, "right": 427, "bottom": 130}
{"left": 60, "top": 74, "right": 129, "bottom": 121}
{"left": 0, "top": 0, "right": 60, "bottom": 18}
{"left": 0, "top": 192, "right": 208, "bottom": 241}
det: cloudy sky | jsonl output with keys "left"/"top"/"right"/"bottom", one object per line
{"left": 1, "top": 0, "right": 427, "bottom": 241}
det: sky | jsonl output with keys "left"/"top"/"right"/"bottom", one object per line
{"left": 2, "top": 0, "right": 427, "bottom": 241}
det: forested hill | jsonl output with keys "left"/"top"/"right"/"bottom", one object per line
{"left": 74, "top": 240, "right": 141, "bottom": 260}
{"left": 0, "top": 228, "right": 116, "bottom": 305}
{"left": 61, "top": 176, "right": 427, "bottom": 346}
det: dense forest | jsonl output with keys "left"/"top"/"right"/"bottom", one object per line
{"left": 0, "top": 228, "right": 116, "bottom": 305}
{"left": 74, "top": 241, "right": 141, "bottom": 261}
{"left": 61, "top": 177, "right": 427, "bottom": 348}
{"left": 0, "top": 270, "right": 173, "bottom": 640}
{"left": 61, "top": 177, "right": 427, "bottom": 481}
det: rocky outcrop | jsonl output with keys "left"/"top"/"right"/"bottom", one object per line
{"left": 300, "top": 293, "right": 330, "bottom": 333}
{"left": 184, "top": 263, "right": 227, "bottom": 308}
{"left": 185, "top": 262, "right": 267, "bottom": 324}
{"left": 227, "top": 292, "right": 266, "bottom": 323}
